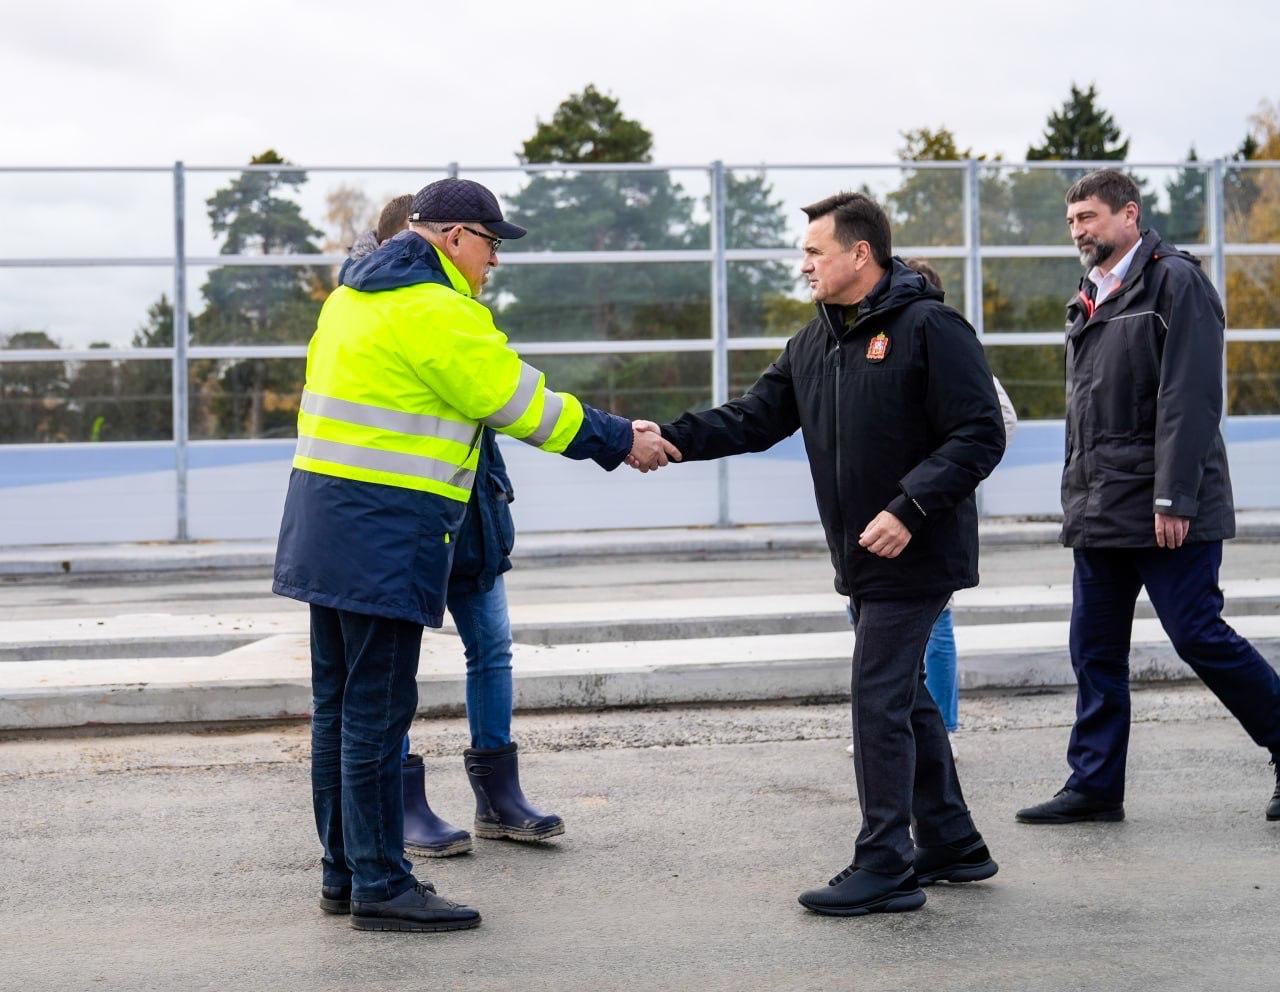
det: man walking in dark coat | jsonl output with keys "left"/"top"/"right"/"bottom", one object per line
{"left": 1017, "top": 168, "right": 1280, "bottom": 825}
{"left": 656, "top": 192, "right": 1007, "bottom": 915}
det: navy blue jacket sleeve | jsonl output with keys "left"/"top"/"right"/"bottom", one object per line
{"left": 562, "top": 405, "right": 634, "bottom": 471}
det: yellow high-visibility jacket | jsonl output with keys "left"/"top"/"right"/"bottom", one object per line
{"left": 273, "top": 233, "right": 632, "bottom": 626}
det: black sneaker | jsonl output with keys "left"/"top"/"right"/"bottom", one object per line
{"left": 350, "top": 882, "right": 480, "bottom": 932}
{"left": 1016, "top": 788, "right": 1124, "bottom": 824}
{"left": 797, "top": 865, "right": 925, "bottom": 916}
{"left": 1267, "top": 756, "right": 1280, "bottom": 822}
{"left": 321, "top": 879, "right": 434, "bottom": 915}
{"left": 914, "top": 833, "right": 999, "bottom": 886}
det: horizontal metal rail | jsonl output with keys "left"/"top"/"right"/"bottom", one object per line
{"left": 6, "top": 330, "right": 1279, "bottom": 365}
{"left": 15, "top": 242, "right": 1280, "bottom": 270}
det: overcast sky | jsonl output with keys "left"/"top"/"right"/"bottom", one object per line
{"left": 3, "top": 0, "right": 1275, "bottom": 168}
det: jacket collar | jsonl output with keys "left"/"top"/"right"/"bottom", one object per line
{"left": 1067, "top": 229, "right": 1163, "bottom": 331}
{"left": 339, "top": 231, "right": 472, "bottom": 297}
{"left": 818, "top": 259, "right": 941, "bottom": 340}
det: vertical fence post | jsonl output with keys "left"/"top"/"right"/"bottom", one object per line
{"left": 963, "top": 159, "right": 984, "bottom": 335}
{"left": 447, "top": 161, "right": 459, "bottom": 179}
{"left": 964, "top": 159, "right": 987, "bottom": 515}
{"left": 709, "top": 160, "right": 731, "bottom": 527}
{"left": 172, "top": 161, "right": 190, "bottom": 541}
{"left": 1210, "top": 158, "right": 1229, "bottom": 425}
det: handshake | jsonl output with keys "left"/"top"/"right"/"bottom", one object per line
{"left": 625, "top": 421, "right": 683, "bottom": 473}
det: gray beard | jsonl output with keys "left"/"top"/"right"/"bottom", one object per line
{"left": 1078, "top": 239, "right": 1116, "bottom": 270}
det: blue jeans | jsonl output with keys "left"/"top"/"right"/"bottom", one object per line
{"left": 311, "top": 605, "right": 422, "bottom": 902}
{"left": 924, "top": 607, "right": 959, "bottom": 732}
{"left": 1067, "top": 541, "right": 1280, "bottom": 802}
{"left": 402, "top": 575, "right": 515, "bottom": 759}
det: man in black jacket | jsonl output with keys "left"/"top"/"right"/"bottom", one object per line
{"left": 657, "top": 193, "right": 1006, "bottom": 915}
{"left": 1016, "top": 168, "right": 1280, "bottom": 825}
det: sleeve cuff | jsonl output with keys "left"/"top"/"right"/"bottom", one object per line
{"left": 886, "top": 492, "right": 927, "bottom": 534}
{"left": 1154, "top": 493, "right": 1198, "bottom": 517}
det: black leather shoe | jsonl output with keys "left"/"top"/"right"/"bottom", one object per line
{"left": 1267, "top": 756, "right": 1280, "bottom": 822}
{"left": 350, "top": 881, "right": 480, "bottom": 932}
{"left": 320, "top": 884, "right": 351, "bottom": 915}
{"left": 321, "top": 880, "right": 433, "bottom": 915}
{"left": 1016, "top": 788, "right": 1124, "bottom": 824}
{"left": 797, "top": 865, "right": 925, "bottom": 916}
{"left": 914, "top": 833, "right": 999, "bottom": 886}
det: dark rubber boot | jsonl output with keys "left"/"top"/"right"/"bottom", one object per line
{"left": 464, "top": 742, "right": 565, "bottom": 842}
{"left": 1268, "top": 756, "right": 1280, "bottom": 822}
{"left": 402, "top": 754, "right": 472, "bottom": 857}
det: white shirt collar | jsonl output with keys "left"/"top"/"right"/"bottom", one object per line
{"left": 1087, "top": 238, "right": 1142, "bottom": 302}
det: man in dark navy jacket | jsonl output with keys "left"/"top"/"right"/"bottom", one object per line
{"left": 1017, "top": 169, "right": 1280, "bottom": 826}
{"left": 659, "top": 192, "right": 1007, "bottom": 916}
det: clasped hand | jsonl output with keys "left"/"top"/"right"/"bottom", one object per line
{"left": 626, "top": 421, "right": 682, "bottom": 472}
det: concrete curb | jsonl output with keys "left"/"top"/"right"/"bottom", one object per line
{"left": 4, "top": 622, "right": 1278, "bottom": 731}
{"left": 3, "top": 513, "right": 1279, "bottom": 577}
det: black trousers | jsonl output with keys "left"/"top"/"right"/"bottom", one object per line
{"left": 1067, "top": 541, "right": 1280, "bottom": 802}
{"left": 849, "top": 594, "right": 977, "bottom": 874}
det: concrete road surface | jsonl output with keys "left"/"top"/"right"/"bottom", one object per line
{"left": 3, "top": 685, "right": 1279, "bottom": 992}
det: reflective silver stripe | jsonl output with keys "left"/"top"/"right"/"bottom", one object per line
{"left": 525, "top": 389, "right": 564, "bottom": 447}
{"left": 296, "top": 435, "right": 475, "bottom": 490}
{"left": 483, "top": 362, "right": 542, "bottom": 429}
{"left": 301, "top": 390, "right": 476, "bottom": 446}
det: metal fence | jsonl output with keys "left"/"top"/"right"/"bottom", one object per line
{"left": 2, "top": 159, "right": 1279, "bottom": 540}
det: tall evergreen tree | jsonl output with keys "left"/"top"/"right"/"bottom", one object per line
{"left": 0, "top": 331, "right": 69, "bottom": 442}
{"left": 1027, "top": 83, "right": 1129, "bottom": 161}
{"left": 193, "top": 150, "right": 327, "bottom": 438}
{"left": 490, "top": 86, "right": 792, "bottom": 419}
{"left": 1153, "top": 147, "right": 1207, "bottom": 244}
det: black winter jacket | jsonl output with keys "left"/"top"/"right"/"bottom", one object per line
{"left": 661, "top": 260, "right": 1006, "bottom": 600}
{"left": 1061, "top": 230, "right": 1235, "bottom": 547}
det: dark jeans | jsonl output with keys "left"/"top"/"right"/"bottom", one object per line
{"left": 1067, "top": 541, "right": 1280, "bottom": 802}
{"left": 849, "top": 594, "right": 976, "bottom": 874}
{"left": 310, "top": 605, "right": 424, "bottom": 902}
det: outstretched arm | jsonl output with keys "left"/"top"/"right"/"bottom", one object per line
{"left": 658, "top": 345, "right": 800, "bottom": 462}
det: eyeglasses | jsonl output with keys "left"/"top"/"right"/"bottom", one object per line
{"left": 447, "top": 225, "right": 502, "bottom": 255}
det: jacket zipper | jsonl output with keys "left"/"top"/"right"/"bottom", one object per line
{"left": 832, "top": 340, "right": 847, "bottom": 590}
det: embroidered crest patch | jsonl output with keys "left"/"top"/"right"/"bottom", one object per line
{"left": 866, "top": 332, "right": 890, "bottom": 362}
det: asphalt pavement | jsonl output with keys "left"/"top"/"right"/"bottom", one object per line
{"left": 3, "top": 685, "right": 1278, "bottom": 992}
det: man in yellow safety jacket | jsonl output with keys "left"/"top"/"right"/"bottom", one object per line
{"left": 273, "top": 177, "right": 678, "bottom": 934}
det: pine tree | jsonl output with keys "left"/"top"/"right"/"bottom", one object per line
{"left": 1027, "top": 83, "right": 1129, "bottom": 161}
{"left": 491, "top": 86, "right": 792, "bottom": 419}
{"left": 194, "top": 150, "right": 327, "bottom": 438}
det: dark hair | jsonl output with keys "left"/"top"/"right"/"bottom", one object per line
{"left": 904, "top": 257, "right": 943, "bottom": 291}
{"left": 1064, "top": 168, "right": 1142, "bottom": 222}
{"left": 801, "top": 191, "right": 892, "bottom": 266}
{"left": 376, "top": 194, "right": 414, "bottom": 243}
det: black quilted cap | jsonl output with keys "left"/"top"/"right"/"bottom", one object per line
{"left": 408, "top": 178, "right": 527, "bottom": 240}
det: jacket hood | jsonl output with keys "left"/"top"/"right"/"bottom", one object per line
{"left": 348, "top": 230, "right": 381, "bottom": 262}
{"left": 819, "top": 257, "right": 944, "bottom": 335}
{"left": 338, "top": 230, "right": 464, "bottom": 295}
